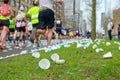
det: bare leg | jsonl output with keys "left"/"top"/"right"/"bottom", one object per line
{"left": 47, "top": 28, "right": 53, "bottom": 46}
{"left": 37, "top": 29, "right": 46, "bottom": 47}
{"left": 13, "top": 30, "right": 17, "bottom": 40}
{"left": 0, "top": 26, "right": 9, "bottom": 43}
{"left": 0, "top": 26, "right": 9, "bottom": 48}
{"left": 37, "top": 29, "right": 46, "bottom": 34}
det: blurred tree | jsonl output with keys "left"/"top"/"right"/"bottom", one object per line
{"left": 91, "top": 0, "right": 96, "bottom": 40}
{"left": 84, "top": 0, "right": 102, "bottom": 40}
{"left": 18, "top": 0, "right": 21, "bottom": 10}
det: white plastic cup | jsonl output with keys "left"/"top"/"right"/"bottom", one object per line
{"left": 55, "top": 59, "right": 65, "bottom": 64}
{"left": 103, "top": 52, "right": 112, "bottom": 58}
{"left": 51, "top": 53, "right": 60, "bottom": 61}
{"left": 38, "top": 59, "right": 50, "bottom": 70}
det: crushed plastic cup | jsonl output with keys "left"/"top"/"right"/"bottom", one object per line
{"left": 5, "top": 56, "right": 10, "bottom": 58}
{"left": 106, "top": 42, "right": 111, "bottom": 46}
{"left": 99, "top": 48, "right": 103, "bottom": 51}
{"left": 32, "top": 52, "right": 40, "bottom": 58}
{"left": 119, "top": 46, "right": 120, "bottom": 50}
{"left": 96, "top": 48, "right": 103, "bottom": 52}
{"left": 38, "top": 58, "right": 50, "bottom": 70}
{"left": 51, "top": 53, "right": 59, "bottom": 61}
{"left": 51, "top": 45, "right": 57, "bottom": 50}
{"left": 55, "top": 59, "right": 65, "bottom": 64}
{"left": 9, "top": 54, "right": 15, "bottom": 57}
{"left": 96, "top": 42, "right": 100, "bottom": 45}
{"left": 92, "top": 44, "right": 97, "bottom": 49}
{"left": 64, "top": 44, "right": 70, "bottom": 48}
{"left": 77, "top": 43, "right": 83, "bottom": 48}
{"left": 8, "top": 48, "right": 13, "bottom": 50}
{"left": 57, "top": 45, "right": 61, "bottom": 49}
{"left": 114, "top": 41, "right": 117, "bottom": 44}
{"left": 31, "top": 49, "right": 38, "bottom": 53}
{"left": 44, "top": 47, "right": 49, "bottom": 53}
{"left": 14, "top": 54, "right": 20, "bottom": 56}
{"left": 48, "top": 46, "right": 52, "bottom": 51}
{"left": 96, "top": 48, "right": 100, "bottom": 52}
{"left": 20, "top": 50, "right": 28, "bottom": 54}
{"left": 83, "top": 46, "right": 87, "bottom": 49}
{"left": 114, "top": 41, "right": 120, "bottom": 45}
{"left": 0, "top": 57, "right": 3, "bottom": 60}
{"left": 103, "top": 52, "right": 112, "bottom": 59}
{"left": 6, "top": 46, "right": 11, "bottom": 49}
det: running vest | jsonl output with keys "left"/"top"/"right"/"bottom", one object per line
{"left": 21, "top": 11, "right": 26, "bottom": 27}
{"left": 16, "top": 20, "right": 22, "bottom": 28}
{"left": 16, "top": 11, "right": 26, "bottom": 27}
{"left": 9, "top": 18, "right": 15, "bottom": 29}
{"left": 27, "top": 6, "right": 39, "bottom": 24}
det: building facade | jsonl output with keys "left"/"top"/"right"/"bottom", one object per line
{"left": 113, "top": 8, "right": 120, "bottom": 35}
{"left": 53, "top": 1, "right": 66, "bottom": 27}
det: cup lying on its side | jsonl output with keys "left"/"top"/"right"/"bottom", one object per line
{"left": 103, "top": 52, "right": 112, "bottom": 59}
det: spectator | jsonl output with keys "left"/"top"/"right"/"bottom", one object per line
{"left": 0, "top": 0, "right": 13, "bottom": 49}
{"left": 107, "top": 19, "right": 113, "bottom": 40}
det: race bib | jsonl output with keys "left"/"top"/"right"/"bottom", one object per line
{"left": 16, "top": 22, "right": 22, "bottom": 27}
{"left": 31, "top": 14, "right": 38, "bottom": 19}
{"left": 57, "top": 21, "right": 60, "bottom": 24}
{"left": 22, "top": 21, "right": 26, "bottom": 26}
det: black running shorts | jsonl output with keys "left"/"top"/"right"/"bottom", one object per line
{"left": 0, "top": 20, "right": 10, "bottom": 27}
{"left": 38, "top": 8, "right": 55, "bottom": 29}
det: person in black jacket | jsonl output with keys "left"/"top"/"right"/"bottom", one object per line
{"left": 107, "top": 19, "right": 113, "bottom": 40}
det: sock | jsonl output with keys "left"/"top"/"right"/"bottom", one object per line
{"left": 16, "top": 37, "right": 19, "bottom": 42}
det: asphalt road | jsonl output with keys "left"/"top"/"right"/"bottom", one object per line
{"left": 0, "top": 39, "right": 60, "bottom": 59}
{"left": 0, "top": 40, "right": 47, "bottom": 57}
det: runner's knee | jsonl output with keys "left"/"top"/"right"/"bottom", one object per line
{"left": 3, "top": 27, "right": 8, "bottom": 31}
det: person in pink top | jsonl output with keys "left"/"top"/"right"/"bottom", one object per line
{"left": 0, "top": 0, "right": 13, "bottom": 49}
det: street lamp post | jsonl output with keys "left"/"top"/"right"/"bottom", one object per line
{"left": 73, "top": 0, "right": 75, "bottom": 14}
{"left": 73, "top": 0, "right": 76, "bottom": 28}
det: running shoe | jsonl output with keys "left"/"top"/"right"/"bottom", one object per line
{"left": 0, "top": 42, "right": 6, "bottom": 50}
{"left": 15, "top": 42, "right": 19, "bottom": 47}
{"left": 22, "top": 41, "right": 27, "bottom": 46}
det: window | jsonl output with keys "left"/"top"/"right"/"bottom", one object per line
{"left": 25, "top": 0, "right": 28, "bottom": 3}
